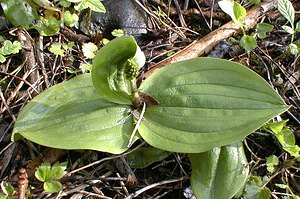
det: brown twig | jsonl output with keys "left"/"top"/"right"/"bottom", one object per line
{"left": 17, "top": 29, "right": 41, "bottom": 92}
{"left": 18, "top": 168, "right": 28, "bottom": 199}
{"left": 144, "top": 0, "right": 276, "bottom": 78}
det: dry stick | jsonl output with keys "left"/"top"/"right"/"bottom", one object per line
{"left": 144, "top": 0, "right": 276, "bottom": 78}
{"left": 124, "top": 176, "right": 188, "bottom": 199}
{"left": 36, "top": 35, "right": 50, "bottom": 88}
{"left": 17, "top": 29, "right": 41, "bottom": 93}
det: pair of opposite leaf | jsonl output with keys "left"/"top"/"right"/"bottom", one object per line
{"left": 12, "top": 36, "right": 289, "bottom": 154}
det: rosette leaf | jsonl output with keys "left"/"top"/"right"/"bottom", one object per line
{"left": 12, "top": 74, "right": 136, "bottom": 154}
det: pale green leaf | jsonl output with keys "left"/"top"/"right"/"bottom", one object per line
{"left": 63, "top": 10, "right": 79, "bottom": 27}
{"left": 243, "top": 176, "right": 271, "bottom": 199}
{"left": 289, "top": 43, "right": 299, "bottom": 55}
{"left": 102, "top": 38, "right": 110, "bottom": 45}
{"left": 82, "top": 42, "right": 98, "bottom": 59}
{"left": 112, "top": 29, "right": 125, "bottom": 38}
{"left": 127, "top": 147, "right": 171, "bottom": 168}
{"left": 266, "top": 155, "right": 279, "bottom": 173}
{"left": 256, "top": 23, "right": 274, "bottom": 39}
{"left": 263, "top": 120, "right": 287, "bottom": 135}
{"left": 282, "top": 25, "right": 295, "bottom": 34}
{"left": 74, "top": 0, "right": 105, "bottom": 13}
{"left": 0, "top": 194, "right": 5, "bottom": 199}
{"left": 0, "top": 54, "right": 6, "bottom": 63}
{"left": 0, "top": 181, "right": 14, "bottom": 196}
{"left": 218, "top": 0, "right": 246, "bottom": 24}
{"left": 275, "top": 183, "right": 288, "bottom": 189}
{"left": 34, "top": 16, "right": 61, "bottom": 36}
{"left": 264, "top": 121, "right": 300, "bottom": 157}
{"left": 49, "top": 43, "right": 65, "bottom": 56}
{"left": 0, "top": 40, "right": 22, "bottom": 56}
{"left": 240, "top": 35, "right": 257, "bottom": 52}
{"left": 12, "top": 74, "right": 136, "bottom": 154}
{"left": 81, "top": 63, "right": 92, "bottom": 71}
{"left": 48, "top": 162, "right": 67, "bottom": 180}
{"left": 35, "top": 162, "right": 51, "bottom": 182}
{"left": 85, "top": 0, "right": 105, "bottom": 12}
{"left": 139, "top": 57, "right": 289, "bottom": 153}
{"left": 44, "top": 181, "right": 62, "bottom": 193}
{"left": 233, "top": 1, "right": 246, "bottom": 21}
{"left": 277, "top": 0, "right": 295, "bottom": 27}
{"left": 189, "top": 141, "right": 249, "bottom": 199}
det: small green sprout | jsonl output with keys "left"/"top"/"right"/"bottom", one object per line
{"left": 0, "top": 181, "right": 15, "bottom": 199}
{"left": 0, "top": 40, "right": 22, "bottom": 63}
{"left": 266, "top": 155, "right": 279, "bottom": 173}
{"left": 35, "top": 162, "right": 67, "bottom": 193}
{"left": 82, "top": 42, "right": 98, "bottom": 59}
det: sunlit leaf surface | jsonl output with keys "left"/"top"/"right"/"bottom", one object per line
{"left": 12, "top": 74, "right": 135, "bottom": 154}
{"left": 139, "top": 57, "right": 289, "bottom": 153}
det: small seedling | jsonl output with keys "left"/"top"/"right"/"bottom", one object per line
{"left": 266, "top": 155, "right": 279, "bottom": 173}
{"left": 82, "top": 42, "right": 98, "bottom": 59}
{"left": 0, "top": 181, "right": 15, "bottom": 199}
{"left": 242, "top": 176, "right": 271, "bottom": 199}
{"left": 218, "top": 0, "right": 257, "bottom": 52}
{"left": 63, "top": 10, "right": 79, "bottom": 27}
{"left": 35, "top": 162, "right": 67, "bottom": 193}
{"left": 277, "top": 0, "right": 300, "bottom": 54}
{"left": 256, "top": 23, "right": 274, "bottom": 39}
{"left": 0, "top": 40, "right": 22, "bottom": 63}
{"left": 262, "top": 120, "right": 300, "bottom": 158}
{"left": 68, "top": 0, "right": 106, "bottom": 12}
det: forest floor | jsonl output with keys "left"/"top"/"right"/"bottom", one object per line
{"left": 0, "top": 0, "right": 300, "bottom": 198}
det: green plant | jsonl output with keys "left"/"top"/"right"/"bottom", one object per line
{"left": 12, "top": 36, "right": 289, "bottom": 198}
{"left": 277, "top": 0, "right": 300, "bottom": 54}
{"left": 266, "top": 155, "right": 279, "bottom": 173}
{"left": 67, "top": 0, "right": 105, "bottom": 12}
{"left": 242, "top": 176, "right": 271, "bottom": 199}
{"left": 262, "top": 120, "right": 300, "bottom": 158}
{"left": 82, "top": 42, "right": 98, "bottom": 59}
{"left": 0, "top": 181, "right": 15, "bottom": 199}
{"left": 35, "top": 161, "right": 67, "bottom": 193}
{"left": 0, "top": 40, "right": 22, "bottom": 63}
{"left": 0, "top": 0, "right": 104, "bottom": 36}
{"left": 218, "top": 0, "right": 258, "bottom": 52}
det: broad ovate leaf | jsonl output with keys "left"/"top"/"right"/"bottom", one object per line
{"left": 92, "top": 36, "right": 145, "bottom": 104}
{"left": 139, "top": 57, "right": 289, "bottom": 153}
{"left": 12, "top": 74, "right": 136, "bottom": 154}
{"left": 189, "top": 141, "right": 249, "bottom": 199}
